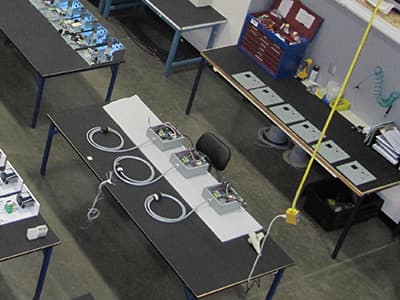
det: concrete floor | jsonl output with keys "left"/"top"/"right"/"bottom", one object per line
{"left": 1, "top": 2, "right": 399, "bottom": 300}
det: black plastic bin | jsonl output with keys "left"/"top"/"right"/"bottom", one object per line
{"left": 302, "top": 179, "right": 383, "bottom": 231}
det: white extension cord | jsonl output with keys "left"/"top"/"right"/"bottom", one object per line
{"left": 86, "top": 126, "right": 169, "bottom": 187}
{"left": 113, "top": 156, "right": 174, "bottom": 187}
{"left": 86, "top": 126, "right": 150, "bottom": 153}
{"left": 86, "top": 126, "right": 201, "bottom": 225}
{"left": 246, "top": 214, "right": 287, "bottom": 289}
{"left": 144, "top": 193, "right": 207, "bottom": 223}
{"left": 87, "top": 172, "right": 114, "bottom": 222}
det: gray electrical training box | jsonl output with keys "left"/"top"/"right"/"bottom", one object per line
{"left": 202, "top": 184, "right": 244, "bottom": 215}
{"left": 170, "top": 150, "right": 209, "bottom": 178}
{"left": 146, "top": 122, "right": 184, "bottom": 151}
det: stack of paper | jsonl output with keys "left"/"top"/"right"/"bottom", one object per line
{"left": 372, "top": 125, "right": 400, "bottom": 166}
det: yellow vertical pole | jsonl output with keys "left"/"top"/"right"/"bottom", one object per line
{"left": 286, "top": 0, "right": 383, "bottom": 224}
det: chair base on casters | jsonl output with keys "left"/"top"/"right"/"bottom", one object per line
{"left": 257, "top": 125, "right": 290, "bottom": 150}
{"left": 283, "top": 144, "right": 309, "bottom": 169}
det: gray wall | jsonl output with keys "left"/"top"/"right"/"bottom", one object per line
{"left": 187, "top": 0, "right": 400, "bottom": 126}
{"left": 184, "top": 0, "right": 269, "bottom": 49}
{"left": 299, "top": 0, "right": 400, "bottom": 126}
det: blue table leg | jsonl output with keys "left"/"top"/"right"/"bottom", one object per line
{"left": 185, "top": 58, "right": 206, "bottom": 114}
{"left": 31, "top": 73, "right": 46, "bottom": 128}
{"left": 393, "top": 222, "right": 400, "bottom": 239}
{"left": 40, "top": 123, "right": 58, "bottom": 176}
{"left": 265, "top": 269, "right": 285, "bottom": 300}
{"left": 98, "top": 0, "right": 106, "bottom": 15}
{"left": 206, "top": 25, "right": 219, "bottom": 49}
{"left": 102, "top": 0, "right": 113, "bottom": 18}
{"left": 164, "top": 30, "right": 182, "bottom": 77}
{"left": 183, "top": 285, "right": 197, "bottom": 300}
{"left": 137, "top": 1, "right": 145, "bottom": 13}
{"left": 33, "top": 247, "right": 53, "bottom": 300}
{"left": 105, "top": 63, "right": 120, "bottom": 103}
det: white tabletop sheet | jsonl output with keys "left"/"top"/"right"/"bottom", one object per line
{"left": 103, "top": 95, "right": 263, "bottom": 242}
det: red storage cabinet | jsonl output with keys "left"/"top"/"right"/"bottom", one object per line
{"left": 238, "top": 0, "right": 323, "bottom": 79}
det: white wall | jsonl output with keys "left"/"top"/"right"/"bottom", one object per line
{"left": 249, "top": 0, "right": 272, "bottom": 13}
{"left": 301, "top": 0, "right": 400, "bottom": 127}
{"left": 210, "top": 0, "right": 251, "bottom": 47}
{"left": 184, "top": 0, "right": 269, "bottom": 49}
{"left": 185, "top": 0, "right": 400, "bottom": 127}
{"left": 258, "top": 0, "right": 400, "bottom": 127}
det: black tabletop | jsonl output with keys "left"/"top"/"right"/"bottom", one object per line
{"left": 145, "top": 0, "right": 226, "bottom": 30}
{"left": 201, "top": 46, "right": 400, "bottom": 196}
{"left": 47, "top": 104, "right": 293, "bottom": 298}
{"left": 0, "top": 0, "right": 122, "bottom": 77}
{"left": 0, "top": 214, "right": 60, "bottom": 262}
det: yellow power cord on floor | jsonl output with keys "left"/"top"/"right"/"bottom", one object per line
{"left": 286, "top": 0, "right": 383, "bottom": 225}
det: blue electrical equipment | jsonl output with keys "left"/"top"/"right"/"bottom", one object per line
{"left": 29, "top": 0, "right": 125, "bottom": 65}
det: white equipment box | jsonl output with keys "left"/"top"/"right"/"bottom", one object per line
{"left": 0, "top": 185, "right": 40, "bottom": 226}
{"left": 0, "top": 150, "right": 40, "bottom": 226}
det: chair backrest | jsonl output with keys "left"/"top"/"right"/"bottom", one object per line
{"left": 195, "top": 132, "right": 231, "bottom": 171}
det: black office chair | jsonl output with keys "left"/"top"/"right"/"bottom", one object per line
{"left": 195, "top": 132, "right": 231, "bottom": 181}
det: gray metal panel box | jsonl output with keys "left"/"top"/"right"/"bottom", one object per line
{"left": 170, "top": 150, "right": 209, "bottom": 178}
{"left": 290, "top": 121, "right": 322, "bottom": 143}
{"left": 336, "top": 161, "right": 376, "bottom": 186}
{"left": 313, "top": 140, "right": 350, "bottom": 164}
{"left": 250, "top": 86, "right": 285, "bottom": 106}
{"left": 231, "top": 71, "right": 265, "bottom": 90}
{"left": 202, "top": 184, "right": 243, "bottom": 215}
{"left": 146, "top": 122, "right": 184, "bottom": 151}
{"left": 269, "top": 104, "right": 305, "bottom": 124}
